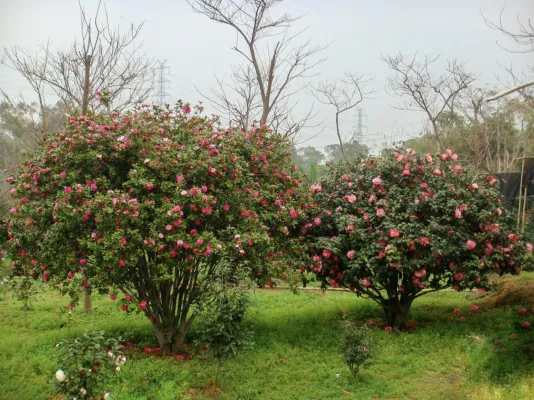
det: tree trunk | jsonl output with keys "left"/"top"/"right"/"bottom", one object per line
{"left": 215, "top": 358, "right": 222, "bottom": 387}
{"left": 383, "top": 297, "right": 413, "bottom": 329}
{"left": 153, "top": 315, "right": 193, "bottom": 355}
{"left": 82, "top": 55, "right": 92, "bottom": 116}
{"left": 83, "top": 288, "right": 92, "bottom": 313}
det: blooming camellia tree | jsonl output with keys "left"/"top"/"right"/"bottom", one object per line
{"left": 3, "top": 102, "right": 309, "bottom": 354}
{"left": 306, "top": 148, "right": 532, "bottom": 329}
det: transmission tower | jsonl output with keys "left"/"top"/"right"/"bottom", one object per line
{"left": 355, "top": 108, "right": 366, "bottom": 143}
{"left": 155, "top": 60, "right": 170, "bottom": 105}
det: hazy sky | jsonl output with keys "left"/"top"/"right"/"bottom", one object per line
{"left": 1, "top": 0, "right": 532, "bottom": 153}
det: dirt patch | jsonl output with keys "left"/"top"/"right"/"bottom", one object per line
{"left": 469, "top": 276, "right": 534, "bottom": 311}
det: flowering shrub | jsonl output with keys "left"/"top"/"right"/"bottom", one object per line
{"left": 54, "top": 330, "right": 124, "bottom": 400}
{"left": 3, "top": 102, "right": 309, "bottom": 354}
{"left": 306, "top": 148, "right": 532, "bottom": 328}
{"left": 341, "top": 321, "right": 373, "bottom": 376}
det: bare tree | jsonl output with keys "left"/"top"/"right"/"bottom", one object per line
{"left": 186, "top": 0, "right": 326, "bottom": 138}
{"left": 384, "top": 53, "right": 476, "bottom": 150}
{"left": 311, "top": 73, "right": 373, "bottom": 159}
{"left": 4, "top": 0, "right": 154, "bottom": 115}
{"left": 483, "top": 7, "right": 534, "bottom": 101}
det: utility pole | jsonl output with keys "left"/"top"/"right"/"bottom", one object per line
{"left": 155, "top": 60, "right": 170, "bottom": 105}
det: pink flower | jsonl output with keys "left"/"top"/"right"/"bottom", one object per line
{"left": 80, "top": 259, "right": 87, "bottom": 265}
{"left": 472, "top": 305, "right": 480, "bottom": 312}
{"left": 223, "top": 204, "right": 230, "bottom": 211}
{"left": 9, "top": 208, "right": 16, "bottom": 214}
{"left": 144, "top": 347, "right": 152, "bottom": 354}
{"left": 527, "top": 243, "right": 533, "bottom": 253}
{"left": 368, "top": 194, "right": 376, "bottom": 202}
{"left": 453, "top": 165, "right": 462, "bottom": 174}
{"left": 372, "top": 177, "right": 382, "bottom": 185}
{"left": 376, "top": 208, "right": 385, "bottom": 217}
{"left": 425, "top": 154, "right": 432, "bottom": 163}
{"left": 124, "top": 295, "right": 132, "bottom": 301}
{"left": 519, "top": 308, "right": 528, "bottom": 315}
{"left": 313, "top": 217, "right": 322, "bottom": 226}
{"left": 290, "top": 208, "right": 297, "bottom": 219}
{"left": 120, "top": 259, "right": 126, "bottom": 267}
{"left": 402, "top": 170, "right": 411, "bottom": 176}
{"left": 346, "top": 194, "right": 357, "bottom": 204}
{"left": 67, "top": 303, "right": 73, "bottom": 309}
{"left": 451, "top": 154, "right": 458, "bottom": 161}
{"left": 64, "top": 187, "right": 72, "bottom": 193}
{"left": 469, "top": 183, "right": 479, "bottom": 190}
{"left": 453, "top": 307, "right": 461, "bottom": 314}
{"left": 454, "top": 272, "right": 464, "bottom": 281}
{"left": 432, "top": 169, "right": 442, "bottom": 176}
{"left": 362, "top": 278, "right": 372, "bottom": 287}
{"left": 466, "top": 240, "right": 477, "bottom": 251}
{"left": 384, "top": 326, "right": 393, "bottom": 333}
{"left": 166, "top": 225, "right": 172, "bottom": 231}
{"left": 121, "top": 304, "right": 128, "bottom": 312}
{"left": 389, "top": 229, "right": 400, "bottom": 238}
{"left": 120, "top": 237, "right": 127, "bottom": 245}
{"left": 109, "top": 294, "right": 117, "bottom": 301}
{"left": 523, "top": 322, "right": 531, "bottom": 328}
{"left": 176, "top": 175, "right": 184, "bottom": 182}
{"left": 455, "top": 208, "right": 462, "bottom": 219}
{"left": 419, "top": 237, "right": 430, "bottom": 246}
{"left": 346, "top": 250, "right": 356, "bottom": 260}
{"left": 43, "top": 273, "right": 50, "bottom": 282}
{"left": 322, "top": 249, "right": 332, "bottom": 258}
{"left": 414, "top": 269, "right": 426, "bottom": 278}
{"left": 140, "top": 301, "right": 147, "bottom": 310}
{"left": 146, "top": 183, "right": 154, "bottom": 191}
{"left": 311, "top": 183, "right": 322, "bottom": 192}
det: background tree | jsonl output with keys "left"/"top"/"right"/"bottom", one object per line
{"left": 312, "top": 73, "right": 373, "bottom": 159}
{"left": 292, "top": 145, "right": 324, "bottom": 182}
{"left": 384, "top": 53, "right": 475, "bottom": 150}
{"left": 483, "top": 6, "right": 534, "bottom": 101}
{"left": 4, "top": 102, "right": 310, "bottom": 355}
{"left": 324, "top": 141, "right": 369, "bottom": 163}
{"left": 4, "top": 0, "right": 154, "bottom": 116}
{"left": 306, "top": 147, "right": 529, "bottom": 329}
{"left": 186, "top": 0, "right": 326, "bottom": 138}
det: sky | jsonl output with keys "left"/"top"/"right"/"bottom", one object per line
{"left": 1, "top": 0, "right": 532, "bottom": 154}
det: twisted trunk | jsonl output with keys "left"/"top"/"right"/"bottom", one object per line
{"left": 382, "top": 296, "right": 413, "bottom": 329}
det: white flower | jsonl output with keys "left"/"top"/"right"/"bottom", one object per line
{"left": 104, "top": 393, "right": 110, "bottom": 399}
{"left": 107, "top": 351, "right": 113, "bottom": 358}
{"left": 55, "top": 369, "right": 66, "bottom": 382}
{"left": 80, "top": 388, "right": 87, "bottom": 395}
{"left": 115, "top": 366, "right": 121, "bottom": 372}
{"left": 55, "top": 343, "right": 60, "bottom": 348}
{"left": 335, "top": 373, "right": 340, "bottom": 377}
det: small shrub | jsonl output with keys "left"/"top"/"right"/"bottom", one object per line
{"left": 341, "top": 321, "right": 373, "bottom": 377}
{"left": 195, "top": 282, "right": 254, "bottom": 387}
{"left": 54, "top": 329, "right": 125, "bottom": 400}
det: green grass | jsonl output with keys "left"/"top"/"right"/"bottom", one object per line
{"left": 0, "top": 274, "right": 533, "bottom": 400}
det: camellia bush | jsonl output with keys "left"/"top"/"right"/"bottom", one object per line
{"left": 3, "top": 102, "right": 309, "bottom": 354}
{"left": 306, "top": 148, "right": 532, "bottom": 329}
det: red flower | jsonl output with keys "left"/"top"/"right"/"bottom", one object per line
{"left": 389, "top": 229, "right": 400, "bottom": 238}
{"left": 120, "top": 260, "right": 126, "bottom": 267}
{"left": 384, "top": 326, "right": 393, "bottom": 333}
{"left": 453, "top": 272, "right": 463, "bottom": 281}
{"left": 471, "top": 305, "right": 480, "bottom": 312}
{"left": 519, "top": 308, "right": 528, "bottom": 315}
{"left": 453, "top": 307, "right": 461, "bottom": 314}
{"left": 419, "top": 237, "right": 430, "bottom": 246}
{"left": 140, "top": 301, "right": 148, "bottom": 310}
{"left": 67, "top": 303, "right": 73, "bottom": 309}
{"left": 109, "top": 294, "right": 117, "bottom": 301}
{"left": 144, "top": 347, "right": 152, "bottom": 353}
{"left": 362, "top": 278, "right": 371, "bottom": 287}
{"left": 466, "top": 240, "right": 477, "bottom": 251}
{"left": 121, "top": 304, "right": 128, "bottom": 312}
{"left": 522, "top": 322, "right": 531, "bottom": 328}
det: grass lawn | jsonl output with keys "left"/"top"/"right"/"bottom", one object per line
{"left": 0, "top": 273, "right": 533, "bottom": 400}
